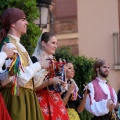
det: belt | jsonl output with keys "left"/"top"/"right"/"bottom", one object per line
{"left": 0, "top": 79, "right": 34, "bottom": 90}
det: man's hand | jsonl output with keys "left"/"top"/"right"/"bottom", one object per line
{"left": 3, "top": 42, "right": 16, "bottom": 58}
{"left": 107, "top": 99, "right": 115, "bottom": 111}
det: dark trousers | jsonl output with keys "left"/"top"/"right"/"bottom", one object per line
{"left": 92, "top": 113, "right": 112, "bottom": 120}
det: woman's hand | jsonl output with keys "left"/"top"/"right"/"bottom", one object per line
{"left": 51, "top": 77, "right": 65, "bottom": 86}
{"left": 39, "top": 57, "right": 49, "bottom": 70}
{"left": 83, "top": 84, "right": 90, "bottom": 94}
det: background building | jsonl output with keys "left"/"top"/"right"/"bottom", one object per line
{"left": 52, "top": 0, "right": 78, "bottom": 55}
{"left": 77, "top": 0, "right": 120, "bottom": 91}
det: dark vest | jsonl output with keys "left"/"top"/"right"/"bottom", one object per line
{"left": 0, "top": 37, "right": 9, "bottom": 51}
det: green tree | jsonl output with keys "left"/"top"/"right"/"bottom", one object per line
{"left": 0, "top": 0, "right": 41, "bottom": 55}
{"left": 54, "top": 46, "right": 75, "bottom": 62}
{"left": 74, "top": 56, "right": 95, "bottom": 120}
{"left": 74, "top": 56, "right": 95, "bottom": 94}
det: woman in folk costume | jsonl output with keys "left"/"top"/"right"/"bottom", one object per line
{"left": 0, "top": 8, "right": 48, "bottom": 120}
{"left": 0, "top": 44, "right": 15, "bottom": 120}
{"left": 31, "top": 32, "right": 69, "bottom": 120}
{"left": 61, "top": 62, "right": 88, "bottom": 120}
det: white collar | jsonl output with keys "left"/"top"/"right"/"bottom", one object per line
{"left": 96, "top": 77, "right": 107, "bottom": 84}
{"left": 7, "top": 34, "right": 20, "bottom": 42}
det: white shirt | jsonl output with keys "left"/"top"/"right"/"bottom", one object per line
{"left": 0, "top": 34, "right": 44, "bottom": 87}
{"left": 0, "top": 52, "right": 7, "bottom": 68}
{"left": 85, "top": 77, "right": 117, "bottom": 116}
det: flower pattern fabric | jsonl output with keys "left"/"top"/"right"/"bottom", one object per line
{"left": 36, "top": 89, "right": 69, "bottom": 120}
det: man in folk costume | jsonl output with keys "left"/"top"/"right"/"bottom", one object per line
{"left": 0, "top": 43, "right": 15, "bottom": 120}
{"left": 85, "top": 59, "right": 117, "bottom": 120}
{"left": 0, "top": 8, "right": 48, "bottom": 120}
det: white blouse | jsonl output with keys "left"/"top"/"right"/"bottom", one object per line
{"left": 0, "top": 52, "right": 7, "bottom": 68}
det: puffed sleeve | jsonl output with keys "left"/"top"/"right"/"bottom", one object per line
{"left": 0, "top": 52, "right": 7, "bottom": 68}
{"left": 33, "top": 69, "right": 48, "bottom": 88}
{"left": 31, "top": 56, "right": 48, "bottom": 88}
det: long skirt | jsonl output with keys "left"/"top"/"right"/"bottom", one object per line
{"left": 36, "top": 89, "right": 69, "bottom": 120}
{"left": 0, "top": 93, "right": 11, "bottom": 120}
{"left": 1, "top": 87, "right": 44, "bottom": 120}
{"left": 67, "top": 108, "right": 80, "bottom": 120}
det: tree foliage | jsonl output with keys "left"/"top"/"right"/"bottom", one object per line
{"left": 54, "top": 46, "right": 75, "bottom": 62}
{"left": 0, "top": 0, "right": 41, "bottom": 55}
{"left": 74, "top": 56, "right": 95, "bottom": 119}
{"left": 74, "top": 56, "right": 95, "bottom": 94}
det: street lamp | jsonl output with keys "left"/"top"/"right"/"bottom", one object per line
{"left": 36, "top": 0, "right": 52, "bottom": 29}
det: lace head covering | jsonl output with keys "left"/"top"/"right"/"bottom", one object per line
{"left": 33, "top": 32, "right": 56, "bottom": 57}
{"left": 33, "top": 35, "right": 43, "bottom": 56}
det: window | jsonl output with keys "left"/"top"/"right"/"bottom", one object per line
{"left": 113, "top": 33, "right": 120, "bottom": 70}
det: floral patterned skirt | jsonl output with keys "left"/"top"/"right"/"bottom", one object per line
{"left": 36, "top": 89, "right": 69, "bottom": 120}
{"left": 67, "top": 108, "right": 80, "bottom": 120}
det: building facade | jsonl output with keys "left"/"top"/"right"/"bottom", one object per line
{"left": 77, "top": 0, "right": 120, "bottom": 91}
{"left": 46, "top": 0, "right": 120, "bottom": 92}
{"left": 52, "top": 0, "right": 79, "bottom": 55}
